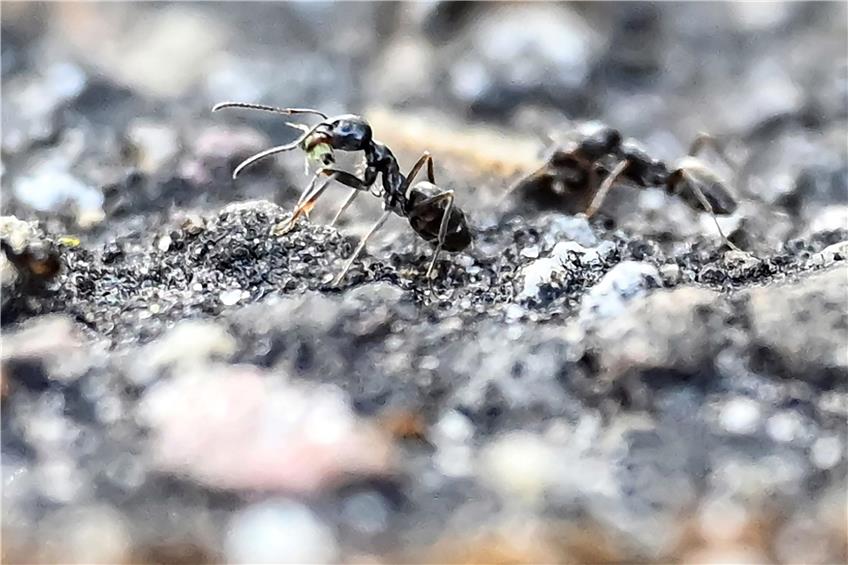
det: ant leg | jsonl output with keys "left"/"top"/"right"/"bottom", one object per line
{"left": 273, "top": 173, "right": 338, "bottom": 235}
{"left": 296, "top": 168, "right": 326, "bottom": 208}
{"left": 409, "top": 189, "right": 456, "bottom": 278}
{"left": 333, "top": 209, "right": 392, "bottom": 287}
{"left": 330, "top": 190, "right": 359, "bottom": 227}
{"left": 400, "top": 152, "right": 435, "bottom": 199}
{"left": 296, "top": 168, "right": 370, "bottom": 207}
{"left": 500, "top": 162, "right": 547, "bottom": 205}
{"left": 314, "top": 168, "right": 375, "bottom": 226}
{"left": 585, "top": 160, "right": 628, "bottom": 218}
{"left": 680, "top": 170, "right": 743, "bottom": 252}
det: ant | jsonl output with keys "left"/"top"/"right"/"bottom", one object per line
{"left": 506, "top": 121, "right": 741, "bottom": 246}
{"left": 212, "top": 102, "right": 472, "bottom": 286}
{"left": 1, "top": 239, "right": 62, "bottom": 291}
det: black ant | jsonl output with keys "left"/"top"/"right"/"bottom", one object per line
{"left": 212, "top": 102, "right": 472, "bottom": 285}
{"left": 507, "top": 121, "right": 741, "bottom": 246}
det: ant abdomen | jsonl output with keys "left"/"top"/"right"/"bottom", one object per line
{"left": 668, "top": 156, "right": 739, "bottom": 215}
{"left": 406, "top": 182, "right": 472, "bottom": 252}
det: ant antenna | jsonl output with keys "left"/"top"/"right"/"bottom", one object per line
{"left": 231, "top": 120, "right": 328, "bottom": 179}
{"left": 212, "top": 102, "right": 328, "bottom": 119}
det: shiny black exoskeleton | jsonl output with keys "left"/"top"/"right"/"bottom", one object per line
{"left": 212, "top": 102, "right": 472, "bottom": 285}
{"left": 510, "top": 121, "right": 739, "bottom": 219}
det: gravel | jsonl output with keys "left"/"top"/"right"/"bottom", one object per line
{"left": 2, "top": 3, "right": 847, "bottom": 563}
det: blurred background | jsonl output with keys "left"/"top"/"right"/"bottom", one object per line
{"left": 3, "top": 1, "right": 846, "bottom": 240}
{"left": 2, "top": 2, "right": 847, "bottom": 564}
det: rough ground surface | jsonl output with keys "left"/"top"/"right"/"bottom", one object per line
{"left": 2, "top": 3, "right": 847, "bottom": 564}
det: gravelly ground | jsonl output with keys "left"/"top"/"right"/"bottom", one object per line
{"left": 2, "top": 3, "right": 847, "bottom": 564}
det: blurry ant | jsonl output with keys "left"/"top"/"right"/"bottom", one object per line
{"left": 507, "top": 122, "right": 741, "bottom": 247}
{"left": 1, "top": 239, "right": 61, "bottom": 291}
{"left": 212, "top": 102, "right": 472, "bottom": 285}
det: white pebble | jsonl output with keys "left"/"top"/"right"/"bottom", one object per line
{"left": 219, "top": 289, "right": 243, "bottom": 306}
{"left": 520, "top": 246, "right": 540, "bottom": 259}
{"left": 579, "top": 261, "right": 661, "bottom": 320}
{"left": 434, "top": 410, "right": 474, "bottom": 444}
{"left": 811, "top": 436, "right": 843, "bottom": 469}
{"left": 766, "top": 411, "right": 805, "bottom": 443}
{"left": 225, "top": 500, "right": 338, "bottom": 564}
{"left": 480, "top": 432, "right": 557, "bottom": 506}
{"left": 719, "top": 398, "right": 762, "bottom": 435}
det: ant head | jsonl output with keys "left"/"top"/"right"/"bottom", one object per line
{"left": 576, "top": 122, "right": 622, "bottom": 160}
{"left": 321, "top": 115, "right": 373, "bottom": 151}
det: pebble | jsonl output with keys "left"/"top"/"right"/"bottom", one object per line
{"left": 225, "top": 500, "right": 338, "bottom": 564}
{"left": 14, "top": 170, "right": 103, "bottom": 215}
{"left": 2, "top": 315, "right": 93, "bottom": 384}
{"left": 516, "top": 240, "right": 606, "bottom": 301}
{"left": 811, "top": 239, "right": 848, "bottom": 267}
{"left": 340, "top": 491, "right": 390, "bottom": 537}
{"left": 746, "top": 267, "right": 848, "bottom": 377}
{"left": 765, "top": 410, "right": 810, "bottom": 444}
{"left": 129, "top": 320, "right": 236, "bottom": 385}
{"left": 810, "top": 436, "right": 843, "bottom": 470}
{"left": 139, "top": 368, "right": 393, "bottom": 492}
{"left": 718, "top": 398, "right": 762, "bottom": 435}
{"left": 480, "top": 432, "right": 558, "bottom": 507}
{"left": 38, "top": 505, "right": 131, "bottom": 564}
{"left": 579, "top": 261, "right": 661, "bottom": 321}
{"left": 219, "top": 289, "right": 244, "bottom": 306}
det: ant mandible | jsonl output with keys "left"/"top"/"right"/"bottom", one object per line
{"left": 212, "top": 102, "right": 472, "bottom": 286}
{"left": 507, "top": 122, "right": 741, "bottom": 247}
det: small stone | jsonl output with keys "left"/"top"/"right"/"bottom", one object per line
{"left": 129, "top": 320, "right": 236, "bottom": 385}
{"left": 219, "top": 289, "right": 243, "bottom": 306}
{"left": 480, "top": 432, "right": 558, "bottom": 507}
{"left": 340, "top": 491, "right": 390, "bottom": 537}
{"left": 225, "top": 500, "right": 338, "bottom": 564}
{"left": 765, "top": 410, "right": 808, "bottom": 444}
{"left": 719, "top": 398, "right": 762, "bottom": 435}
{"left": 811, "top": 240, "right": 848, "bottom": 267}
{"left": 659, "top": 263, "right": 681, "bottom": 285}
{"left": 520, "top": 246, "right": 540, "bottom": 259}
{"left": 579, "top": 261, "right": 661, "bottom": 321}
{"left": 434, "top": 410, "right": 474, "bottom": 444}
{"left": 156, "top": 234, "right": 172, "bottom": 252}
{"left": 721, "top": 249, "right": 763, "bottom": 280}
{"left": 587, "top": 285, "right": 729, "bottom": 378}
{"left": 2, "top": 315, "right": 93, "bottom": 384}
{"left": 516, "top": 240, "right": 603, "bottom": 301}
{"left": 139, "top": 367, "right": 393, "bottom": 492}
{"left": 747, "top": 267, "right": 848, "bottom": 378}
{"left": 38, "top": 505, "right": 131, "bottom": 564}
{"left": 810, "top": 436, "right": 843, "bottom": 469}
{"left": 14, "top": 170, "right": 104, "bottom": 215}
{"left": 180, "top": 213, "right": 206, "bottom": 235}
{"left": 543, "top": 214, "right": 598, "bottom": 247}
